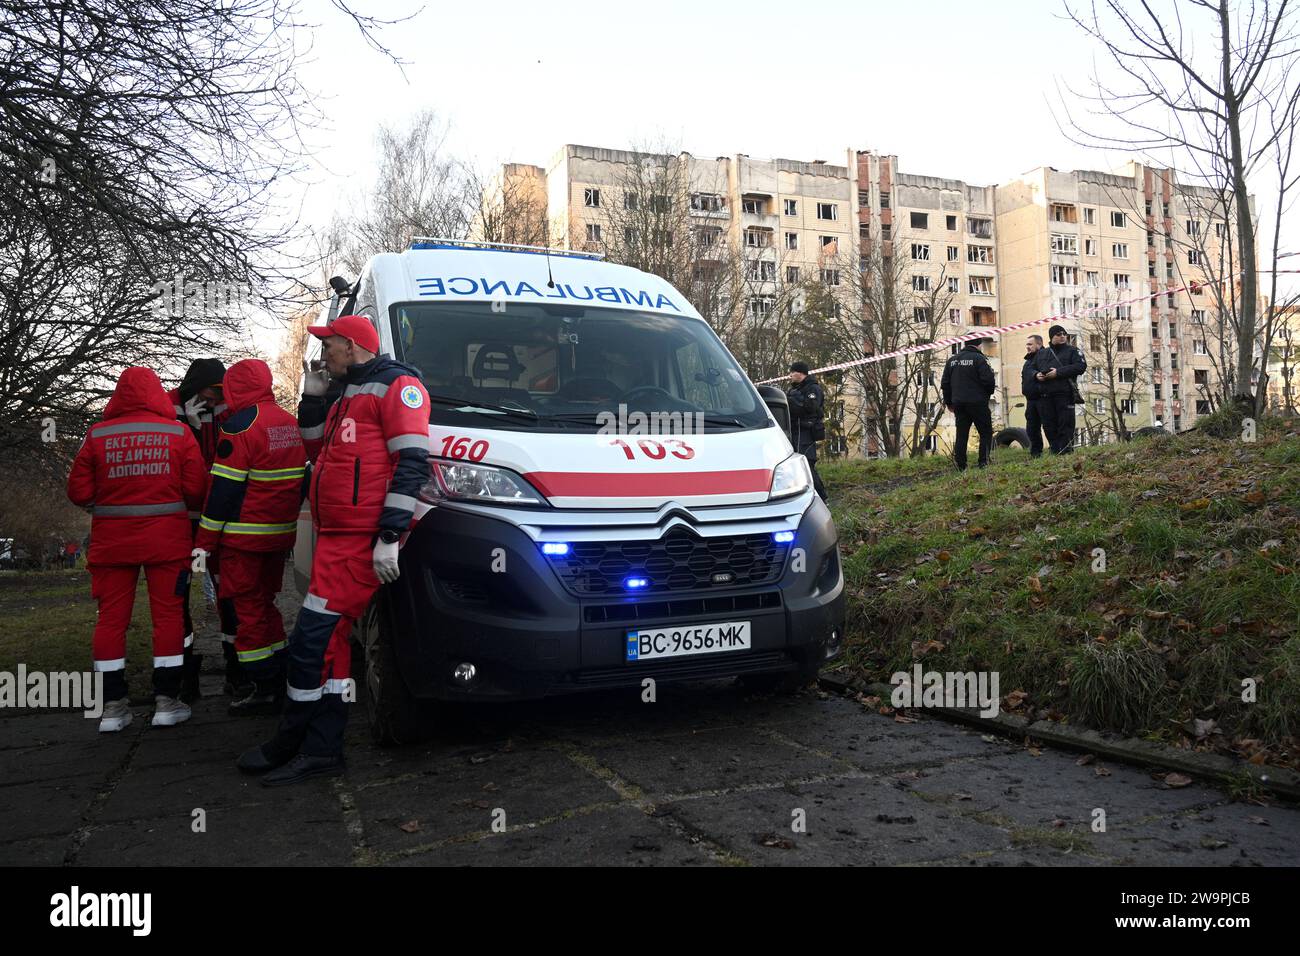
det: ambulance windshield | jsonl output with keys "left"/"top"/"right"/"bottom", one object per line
{"left": 389, "top": 301, "right": 770, "bottom": 434}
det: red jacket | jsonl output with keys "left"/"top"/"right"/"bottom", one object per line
{"left": 196, "top": 360, "right": 307, "bottom": 552}
{"left": 298, "top": 356, "right": 430, "bottom": 534}
{"left": 67, "top": 367, "right": 207, "bottom": 566}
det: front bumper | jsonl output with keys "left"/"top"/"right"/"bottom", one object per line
{"left": 382, "top": 497, "right": 845, "bottom": 701}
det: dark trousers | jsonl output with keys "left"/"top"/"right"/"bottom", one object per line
{"left": 1038, "top": 392, "right": 1076, "bottom": 454}
{"left": 1025, "top": 399, "right": 1044, "bottom": 456}
{"left": 798, "top": 441, "right": 828, "bottom": 501}
{"left": 953, "top": 403, "right": 993, "bottom": 469}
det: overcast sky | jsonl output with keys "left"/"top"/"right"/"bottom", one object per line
{"left": 277, "top": 0, "right": 1298, "bottom": 311}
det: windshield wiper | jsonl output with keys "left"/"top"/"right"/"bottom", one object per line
{"left": 426, "top": 393, "right": 539, "bottom": 421}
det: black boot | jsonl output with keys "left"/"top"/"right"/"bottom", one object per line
{"left": 228, "top": 677, "right": 285, "bottom": 717}
{"left": 260, "top": 752, "right": 344, "bottom": 787}
{"left": 236, "top": 738, "right": 298, "bottom": 774}
{"left": 222, "top": 642, "right": 251, "bottom": 697}
{"left": 179, "top": 650, "right": 203, "bottom": 704}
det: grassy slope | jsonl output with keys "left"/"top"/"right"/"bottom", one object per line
{"left": 0, "top": 570, "right": 213, "bottom": 702}
{"left": 821, "top": 413, "right": 1300, "bottom": 767}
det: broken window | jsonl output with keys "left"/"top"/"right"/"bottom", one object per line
{"left": 968, "top": 276, "right": 994, "bottom": 296}
{"left": 1049, "top": 204, "right": 1076, "bottom": 224}
{"left": 1051, "top": 233, "right": 1078, "bottom": 254}
{"left": 968, "top": 245, "right": 994, "bottom": 264}
{"left": 911, "top": 243, "right": 931, "bottom": 261}
{"left": 784, "top": 199, "right": 798, "bottom": 216}
{"left": 817, "top": 202, "right": 838, "bottom": 220}
{"left": 785, "top": 232, "right": 799, "bottom": 250}
{"left": 1112, "top": 243, "right": 1129, "bottom": 258}
{"left": 912, "top": 275, "right": 932, "bottom": 292}
{"left": 910, "top": 211, "right": 928, "bottom": 229}
{"left": 1117, "top": 336, "right": 1133, "bottom": 352}
{"left": 968, "top": 217, "right": 993, "bottom": 237}
{"left": 584, "top": 188, "right": 601, "bottom": 208}
{"left": 946, "top": 214, "right": 957, "bottom": 230}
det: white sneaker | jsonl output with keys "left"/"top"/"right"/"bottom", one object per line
{"left": 98, "top": 699, "right": 133, "bottom": 733}
{"left": 151, "top": 696, "right": 192, "bottom": 727}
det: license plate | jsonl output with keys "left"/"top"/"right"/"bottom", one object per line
{"left": 626, "top": 621, "right": 751, "bottom": 661}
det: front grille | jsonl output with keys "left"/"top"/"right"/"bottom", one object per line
{"left": 583, "top": 590, "right": 782, "bottom": 624}
{"left": 549, "top": 531, "right": 790, "bottom": 596}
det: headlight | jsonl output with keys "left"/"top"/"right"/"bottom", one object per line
{"left": 419, "top": 461, "right": 546, "bottom": 505}
{"left": 769, "top": 453, "right": 812, "bottom": 500}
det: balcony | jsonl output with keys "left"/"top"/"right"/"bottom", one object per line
{"left": 741, "top": 211, "right": 780, "bottom": 231}
{"left": 689, "top": 207, "right": 730, "bottom": 221}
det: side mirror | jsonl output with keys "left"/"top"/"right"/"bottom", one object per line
{"left": 756, "top": 384, "right": 790, "bottom": 439}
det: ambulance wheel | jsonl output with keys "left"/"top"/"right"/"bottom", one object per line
{"left": 360, "top": 592, "right": 424, "bottom": 746}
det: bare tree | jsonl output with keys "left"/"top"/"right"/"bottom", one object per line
{"left": 0, "top": 0, "right": 412, "bottom": 467}
{"left": 1059, "top": 0, "right": 1300, "bottom": 410}
{"left": 1080, "top": 296, "right": 1150, "bottom": 440}
{"left": 828, "top": 228, "right": 958, "bottom": 458}
{"left": 331, "top": 110, "right": 475, "bottom": 275}
{"left": 466, "top": 164, "right": 552, "bottom": 248}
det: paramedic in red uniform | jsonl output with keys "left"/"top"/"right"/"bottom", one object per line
{"left": 195, "top": 359, "right": 307, "bottom": 716}
{"left": 238, "top": 314, "right": 430, "bottom": 785}
{"left": 67, "top": 367, "right": 208, "bottom": 732}
{"left": 165, "top": 357, "right": 236, "bottom": 700}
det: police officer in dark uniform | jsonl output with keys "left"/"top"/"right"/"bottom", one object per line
{"left": 786, "top": 361, "right": 828, "bottom": 502}
{"left": 1032, "top": 324, "right": 1087, "bottom": 454}
{"left": 1022, "top": 334, "right": 1045, "bottom": 457}
{"left": 941, "top": 333, "right": 997, "bottom": 470}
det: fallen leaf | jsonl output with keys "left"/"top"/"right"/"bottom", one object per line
{"left": 398, "top": 820, "right": 422, "bottom": 833}
{"left": 1027, "top": 576, "right": 1043, "bottom": 594}
{"left": 1095, "top": 766, "right": 1112, "bottom": 777}
{"left": 1075, "top": 754, "right": 1096, "bottom": 766}
{"left": 894, "top": 713, "right": 918, "bottom": 723}
{"left": 1164, "top": 772, "right": 1193, "bottom": 788}
{"left": 1247, "top": 815, "right": 1270, "bottom": 826}
{"left": 759, "top": 833, "right": 795, "bottom": 849}
{"left": 1180, "top": 498, "right": 1211, "bottom": 512}
{"left": 937, "top": 550, "right": 952, "bottom": 563}
{"left": 1143, "top": 609, "right": 1171, "bottom": 620}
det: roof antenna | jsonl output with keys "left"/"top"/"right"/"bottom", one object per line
{"left": 542, "top": 216, "right": 556, "bottom": 289}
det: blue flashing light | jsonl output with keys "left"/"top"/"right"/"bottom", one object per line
{"left": 773, "top": 531, "right": 795, "bottom": 544}
{"left": 541, "top": 542, "right": 571, "bottom": 556}
{"left": 625, "top": 577, "right": 649, "bottom": 590}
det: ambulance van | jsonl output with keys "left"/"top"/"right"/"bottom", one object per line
{"left": 298, "top": 239, "right": 845, "bottom": 742}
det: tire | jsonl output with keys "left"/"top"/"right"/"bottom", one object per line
{"left": 994, "top": 427, "right": 1030, "bottom": 449}
{"left": 359, "top": 591, "right": 427, "bottom": 746}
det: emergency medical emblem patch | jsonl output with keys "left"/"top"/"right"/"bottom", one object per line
{"left": 400, "top": 385, "right": 424, "bottom": 409}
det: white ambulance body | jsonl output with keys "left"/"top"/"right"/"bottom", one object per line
{"left": 297, "top": 240, "right": 844, "bottom": 742}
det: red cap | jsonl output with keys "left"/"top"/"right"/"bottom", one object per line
{"left": 307, "top": 314, "right": 380, "bottom": 355}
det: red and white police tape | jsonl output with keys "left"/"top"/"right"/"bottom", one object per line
{"left": 756, "top": 272, "right": 1236, "bottom": 385}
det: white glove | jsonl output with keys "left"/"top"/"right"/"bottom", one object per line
{"left": 182, "top": 394, "right": 206, "bottom": 429}
{"left": 372, "top": 538, "right": 400, "bottom": 583}
{"left": 302, "top": 359, "right": 330, "bottom": 397}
